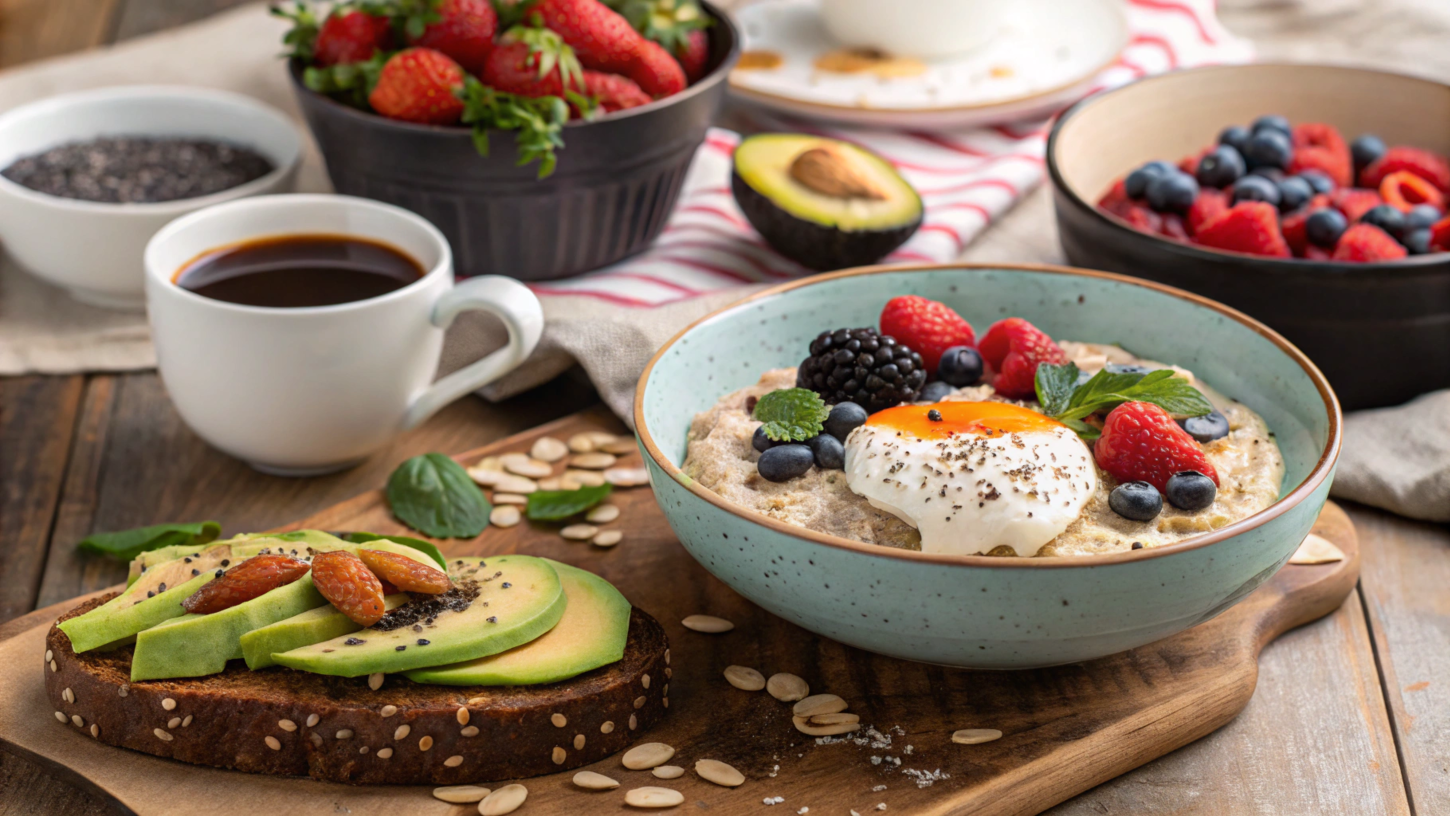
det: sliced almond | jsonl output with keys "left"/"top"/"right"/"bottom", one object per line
{"left": 567, "top": 433, "right": 596, "bottom": 453}
{"left": 793, "top": 718, "right": 859, "bottom": 736}
{"left": 651, "top": 765, "right": 685, "bottom": 779}
{"left": 604, "top": 467, "right": 650, "bottom": 487}
{"left": 493, "top": 493, "right": 528, "bottom": 505}
{"left": 434, "top": 785, "right": 491, "bottom": 804}
{"left": 478, "top": 783, "right": 527, "bottom": 816}
{"left": 767, "top": 672, "right": 808, "bottom": 702}
{"left": 561, "top": 524, "right": 598, "bottom": 540}
{"left": 695, "top": 759, "right": 745, "bottom": 787}
{"left": 531, "top": 436, "right": 569, "bottom": 463}
{"left": 573, "top": 771, "right": 620, "bottom": 790}
{"left": 492, "top": 474, "right": 539, "bottom": 494}
{"left": 571, "top": 452, "right": 617, "bottom": 470}
{"left": 1289, "top": 533, "right": 1345, "bottom": 565}
{"left": 793, "top": 693, "right": 847, "bottom": 717}
{"left": 586, "top": 504, "right": 620, "bottom": 523}
{"left": 622, "top": 742, "right": 676, "bottom": 770}
{"left": 490, "top": 505, "right": 522, "bottom": 528}
{"left": 952, "top": 728, "right": 1003, "bottom": 745}
{"left": 593, "top": 530, "right": 623, "bottom": 548}
{"left": 565, "top": 469, "right": 607, "bottom": 487}
{"left": 682, "top": 614, "right": 734, "bottom": 633}
{"left": 624, "top": 787, "right": 684, "bottom": 808}
{"left": 724, "top": 665, "right": 766, "bottom": 691}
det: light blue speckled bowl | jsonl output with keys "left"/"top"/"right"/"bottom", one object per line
{"left": 635, "top": 264, "right": 1341, "bottom": 669}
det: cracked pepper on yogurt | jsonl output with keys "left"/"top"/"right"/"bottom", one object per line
{"left": 681, "top": 295, "right": 1285, "bottom": 557}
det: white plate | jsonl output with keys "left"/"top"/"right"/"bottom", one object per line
{"left": 727, "top": 0, "right": 1129, "bottom": 129}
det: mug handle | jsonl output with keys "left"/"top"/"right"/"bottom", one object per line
{"left": 402, "top": 276, "right": 544, "bottom": 430}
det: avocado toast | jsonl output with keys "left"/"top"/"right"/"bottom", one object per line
{"left": 43, "top": 532, "right": 669, "bottom": 785}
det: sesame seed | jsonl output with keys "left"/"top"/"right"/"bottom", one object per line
{"left": 461, "top": 725, "right": 479, "bottom": 737}
{"left": 456, "top": 707, "right": 470, "bottom": 726}
{"left": 89, "top": 724, "right": 98, "bottom": 738}
{"left": 49, "top": 660, "right": 57, "bottom": 672}
{"left": 62, "top": 688, "right": 73, "bottom": 703}
{"left": 44, "top": 650, "right": 52, "bottom": 662}
{"left": 574, "top": 733, "right": 585, "bottom": 750}
{"left": 601, "top": 721, "right": 615, "bottom": 734}
{"left": 642, "top": 674, "right": 651, "bottom": 689}
{"left": 118, "top": 686, "right": 128, "bottom": 698}
{"left": 444, "top": 754, "right": 464, "bottom": 767}
{"left": 153, "top": 728, "right": 173, "bottom": 742}
{"left": 71, "top": 715, "right": 84, "bottom": 727}
{"left": 395, "top": 724, "right": 411, "bottom": 740}
{"left": 336, "top": 729, "right": 353, "bottom": 740}
{"left": 161, "top": 698, "right": 177, "bottom": 711}
{"left": 279, "top": 719, "right": 296, "bottom": 732}
{"left": 551, "top": 713, "right": 567, "bottom": 728}
{"left": 629, "top": 714, "right": 638, "bottom": 730}
{"left": 419, "top": 735, "right": 433, "bottom": 751}
{"left": 377, "top": 747, "right": 394, "bottom": 759}
{"left": 182, "top": 715, "right": 192, "bottom": 727}
{"left": 634, "top": 696, "right": 647, "bottom": 709}
{"left": 368, "top": 672, "right": 384, "bottom": 690}
{"left": 265, "top": 736, "right": 281, "bottom": 750}
{"left": 167, "top": 717, "right": 181, "bottom": 729}
{"left": 53, "top": 711, "right": 66, "bottom": 723}
{"left": 380, "top": 705, "right": 398, "bottom": 717}
{"left": 306, "top": 713, "right": 320, "bottom": 727}
{"left": 359, "top": 746, "right": 369, "bottom": 754}
{"left": 552, "top": 746, "right": 566, "bottom": 764}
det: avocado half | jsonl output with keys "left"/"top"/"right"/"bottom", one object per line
{"left": 732, "top": 134, "right": 923, "bottom": 271}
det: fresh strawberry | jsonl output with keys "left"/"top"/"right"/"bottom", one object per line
{"left": 358, "top": 549, "right": 452, "bottom": 594}
{"left": 1332, "top": 223, "right": 1407, "bottom": 262}
{"left": 407, "top": 0, "right": 498, "bottom": 76}
{"left": 1432, "top": 216, "right": 1450, "bottom": 251}
{"left": 1094, "top": 402, "right": 1219, "bottom": 493}
{"left": 675, "top": 29, "right": 709, "bottom": 83}
{"left": 483, "top": 26, "right": 584, "bottom": 98}
{"left": 1193, "top": 202, "right": 1291, "bottom": 258}
{"left": 1304, "top": 244, "right": 1334, "bottom": 261}
{"left": 604, "top": 0, "right": 709, "bottom": 82}
{"left": 314, "top": 9, "right": 393, "bottom": 66}
{"left": 1361, "top": 146, "right": 1450, "bottom": 193}
{"left": 979, "top": 317, "right": 1067, "bottom": 400}
{"left": 182, "top": 554, "right": 311, "bottom": 615}
{"left": 1280, "top": 207, "right": 1311, "bottom": 256}
{"left": 582, "top": 70, "right": 651, "bottom": 112}
{"left": 1288, "top": 146, "right": 1352, "bottom": 189}
{"left": 531, "top": 0, "right": 687, "bottom": 98}
{"left": 1329, "top": 187, "right": 1383, "bottom": 222}
{"left": 369, "top": 47, "right": 467, "bottom": 125}
{"left": 1379, "top": 170, "right": 1446, "bottom": 212}
{"left": 879, "top": 295, "right": 977, "bottom": 375}
{"left": 1185, "top": 189, "right": 1229, "bottom": 236}
{"left": 312, "top": 550, "right": 387, "bottom": 627}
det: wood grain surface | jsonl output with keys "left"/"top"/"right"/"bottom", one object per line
{"left": 0, "top": 408, "right": 1379, "bottom": 816}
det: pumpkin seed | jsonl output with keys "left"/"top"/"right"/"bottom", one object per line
{"left": 695, "top": 759, "right": 745, "bottom": 787}
{"left": 682, "top": 614, "right": 734, "bottom": 633}
{"left": 493, "top": 493, "right": 528, "bottom": 505}
{"left": 725, "top": 665, "right": 765, "bottom": 691}
{"left": 573, "top": 771, "right": 619, "bottom": 790}
{"left": 468, "top": 466, "right": 505, "bottom": 486}
{"left": 622, "top": 742, "right": 675, "bottom": 770}
{"left": 651, "top": 765, "right": 684, "bottom": 779}
{"left": 600, "top": 437, "right": 638, "bottom": 455}
{"left": 561, "top": 524, "right": 599, "bottom": 540}
{"left": 505, "top": 457, "right": 552, "bottom": 479}
{"left": 490, "top": 505, "right": 522, "bottom": 528}
{"left": 570, "top": 452, "right": 617, "bottom": 470}
{"left": 531, "top": 436, "right": 569, "bottom": 463}
{"left": 593, "top": 530, "right": 623, "bottom": 547}
{"left": 492, "top": 474, "right": 539, "bottom": 494}
{"left": 793, "top": 694, "right": 847, "bottom": 717}
{"left": 604, "top": 467, "right": 650, "bottom": 487}
{"left": 767, "top": 673, "right": 808, "bottom": 702}
{"left": 586, "top": 504, "right": 620, "bottom": 523}
{"left": 567, "top": 433, "right": 596, "bottom": 453}
{"left": 539, "top": 477, "right": 562, "bottom": 491}
{"left": 952, "top": 728, "right": 1003, "bottom": 745}
{"left": 624, "top": 787, "right": 685, "bottom": 808}
{"left": 478, "top": 783, "right": 527, "bottom": 815}
{"left": 566, "top": 469, "right": 607, "bottom": 487}
{"left": 434, "top": 785, "right": 490, "bottom": 803}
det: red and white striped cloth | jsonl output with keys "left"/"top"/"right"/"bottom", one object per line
{"left": 531, "top": 0, "right": 1251, "bottom": 308}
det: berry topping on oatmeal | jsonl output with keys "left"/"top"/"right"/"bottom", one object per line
{"left": 797, "top": 328, "right": 925, "bottom": 412}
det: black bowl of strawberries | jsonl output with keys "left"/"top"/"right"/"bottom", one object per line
{"left": 1048, "top": 63, "right": 1450, "bottom": 410}
{"left": 279, "top": 0, "right": 738, "bottom": 282}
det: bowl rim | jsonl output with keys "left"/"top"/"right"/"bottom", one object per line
{"left": 633, "top": 262, "right": 1343, "bottom": 570}
{"left": 286, "top": 0, "right": 740, "bottom": 139}
{"left": 1047, "top": 61, "right": 1450, "bottom": 276}
{"left": 0, "top": 84, "right": 302, "bottom": 216}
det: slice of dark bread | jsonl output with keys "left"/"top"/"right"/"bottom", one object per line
{"left": 43, "top": 594, "right": 670, "bottom": 785}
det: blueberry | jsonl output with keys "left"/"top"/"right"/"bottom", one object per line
{"left": 1305, "top": 208, "right": 1348, "bottom": 249}
{"left": 1251, "top": 114, "right": 1292, "bottom": 137}
{"left": 1405, "top": 204, "right": 1442, "bottom": 231}
{"left": 1361, "top": 204, "right": 1406, "bottom": 239}
{"left": 1165, "top": 471, "right": 1217, "bottom": 511}
{"left": 752, "top": 425, "right": 778, "bottom": 453}
{"left": 1105, "top": 363, "right": 1153, "bottom": 376}
{"left": 1195, "top": 145, "right": 1245, "bottom": 189}
{"left": 1243, "top": 130, "right": 1293, "bottom": 171}
{"left": 823, "top": 401, "right": 868, "bottom": 441}
{"left": 1297, "top": 170, "right": 1335, "bottom": 194}
{"left": 1218, "top": 124, "right": 1252, "bottom": 154}
{"left": 1143, "top": 160, "right": 1178, "bottom": 175}
{"left": 919, "top": 381, "right": 954, "bottom": 402}
{"left": 1145, "top": 171, "right": 1199, "bottom": 214}
{"left": 937, "top": 345, "right": 983, "bottom": 387}
{"left": 1276, "top": 176, "right": 1313, "bottom": 212}
{"left": 1248, "top": 166, "right": 1286, "bottom": 183}
{"left": 807, "top": 433, "right": 845, "bottom": 470}
{"left": 1125, "top": 162, "right": 1168, "bottom": 199}
{"left": 1177, "top": 409, "right": 1229, "bottom": 443}
{"left": 757, "top": 444, "right": 814, "bottom": 482}
{"left": 1403, "top": 228, "right": 1433, "bottom": 255}
{"left": 1109, "top": 481, "right": 1163, "bottom": 522}
{"left": 1350, "top": 134, "right": 1386, "bottom": 171}
{"left": 1231, "top": 175, "right": 1281, "bottom": 207}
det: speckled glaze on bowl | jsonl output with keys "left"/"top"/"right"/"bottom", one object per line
{"left": 635, "top": 264, "right": 1341, "bottom": 669}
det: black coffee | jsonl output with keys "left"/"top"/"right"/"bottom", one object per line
{"left": 176, "top": 234, "right": 424, "bottom": 308}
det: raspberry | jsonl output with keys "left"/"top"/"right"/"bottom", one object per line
{"left": 979, "top": 318, "right": 1067, "bottom": 400}
{"left": 1288, "top": 123, "right": 1352, "bottom": 187}
{"left": 1193, "top": 202, "right": 1291, "bottom": 258}
{"left": 1361, "top": 146, "right": 1450, "bottom": 193}
{"left": 1332, "top": 223, "right": 1407, "bottom": 262}
{"left": 1098, "top": 179, "right": 1131, "bottom": 216}
{"left": 1185, "top": 189, "right": 1229, "bottom": 236}
{"left": 1329, "top": 187, "right": 1383, "bottom": 222}
{"left": 1159, "top": 213, "right": 1189, "bottom": 242}
{"left": 312, "top": 550, "right": 387, "bottom": 626}
{"left": 358, "top": 549, "right": 452, "bottom": 594}
{"left": 1304, "top": 244, "right": 1334, "bottom": 261}
{"left": 1379, "top": 170, "right": 1445, "bottom": 212}
{"left": 1122, "top": 204, "right": 1163, "bottom": 234}
{"left": 181, "top": 554, "right": 311, "bottom": 615}
{"left": 1432, "top": 216, "right": 1450, "bottom": 251}
{"left": 1094, "top": 402, "right": 1219, "bottom": 493}
{"left": 1281, "top": 198, "right": 1330, "bottom": 256}
{"left": 878, "top": 295, "right": 976, "bottom": 375}
{"left": 1178, "top": 146, "right": 1213, "bottom": 176}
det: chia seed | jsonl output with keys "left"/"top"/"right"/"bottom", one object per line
{"left": 1, "top": 136, "right": 274, "bottom": 204}
{"left": 417, "top": 639, "right": 430, "bottom": 646}
{"left": 344, "top": 638, "right": 366, "bottom": 646}
{"left": 371, "top": 581, "right": 481, "bottom": 631}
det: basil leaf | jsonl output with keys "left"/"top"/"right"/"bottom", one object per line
{"left": 526, "top": 484, "right": 613, "bottom": 521}
{"left": 1034, "top": 362, "right": 1081, "bottom": 417}
{"left": 77, "top": 521, "right": 221, "bottom": 562}
{"left": 343, "top": 532, "right": 448, "bottom": 570}
{"left": 386, "top": 453, "right": 492, "bottom": 538}
{"left": 754, "top": 388, "right": 830, "bottom": 442}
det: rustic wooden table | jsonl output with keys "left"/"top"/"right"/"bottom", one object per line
{"left": 1, "top": 1, "right": 1448, "bottom": 814}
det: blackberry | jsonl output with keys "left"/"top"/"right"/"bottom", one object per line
{"left": 797, "top": 328, "right": 926, "bottom": 413}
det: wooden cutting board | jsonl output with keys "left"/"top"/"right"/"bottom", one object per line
{"left": 0, "top": 406, "right": 1359, "bottom": 816}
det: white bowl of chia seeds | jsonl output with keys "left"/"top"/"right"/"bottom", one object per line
{"left": 0, "top": 85, "right": 302, "bottom": 309}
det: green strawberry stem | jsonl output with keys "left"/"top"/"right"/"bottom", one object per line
{"left": 458, "top": 76, "right": 569, "bottom": 178}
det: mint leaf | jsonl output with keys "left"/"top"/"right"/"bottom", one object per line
{"left": 77, "top": 522, "right": 221, "bottom": 562}
{"left": 1034, "top": 362, "right": 1081, "bottom": 417}
{"left": 343, "top": 532, "right": 448, "bottom": 569}
{"left": 526, "top": 484, "right": 613, "bottom": 521}
{"left": 753, "top": 388, "right": 830, "bottom": 442}
{"left": 386, "top": 453, "right": 492, "bottom": 538}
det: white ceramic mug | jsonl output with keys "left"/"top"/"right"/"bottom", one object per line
{"left": 818, "top": 0, "right": 1002, "bottom": 61}
{"left": 144, "top": 194, "right": 544, "bottom": 476}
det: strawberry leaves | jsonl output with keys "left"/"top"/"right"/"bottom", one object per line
{"left": 458, "top": 76, "right": 569, "bottom": 177}
{"left": 1035, "top": 363, "right": 1215, "bottom": 441}
{"left": 302, "top": 49, "right": 391, "bottom": 108}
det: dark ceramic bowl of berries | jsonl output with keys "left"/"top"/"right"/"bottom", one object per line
{"left": 281, "top": 0, "right": 739, "bottom": 282}
{"left": 1048, "top": 63, "right": 1450, "bottom": 410}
